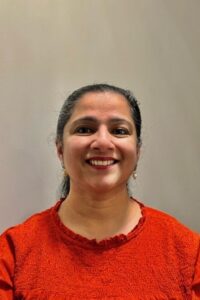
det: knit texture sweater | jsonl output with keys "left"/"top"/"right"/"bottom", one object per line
{"left": 0, "top": 199, "right": 200, "bottom": 300}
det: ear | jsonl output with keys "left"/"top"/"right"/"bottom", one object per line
{"left": 56, "top": 141, "right": 63, "bottom": 162}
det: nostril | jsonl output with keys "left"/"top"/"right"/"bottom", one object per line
{"left": 90, "top": 139, "right": 114, "bottom": 150}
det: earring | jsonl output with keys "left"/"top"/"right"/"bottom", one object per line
{"left": 132, "top": 170, "right": 137, "bottom": 180}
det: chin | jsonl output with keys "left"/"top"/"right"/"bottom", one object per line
{"left": 87, "top": 180, "right": 123, "bottom": 193}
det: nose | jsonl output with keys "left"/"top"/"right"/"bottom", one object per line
{"left": 90, "top": 126, "right": 114, "bottom": 151}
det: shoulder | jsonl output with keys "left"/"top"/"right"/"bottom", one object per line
{"left": 0, "top": 201, "right": 59, "bottom": 248}
{"left": 144, "top": 204, "right": 200, "bottom": 259}
{"left": 145, "top": 204, "right": 199, "bottom": 235}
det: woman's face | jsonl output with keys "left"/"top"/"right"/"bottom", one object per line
{"left": 57, "top": 91, "right": 140, "bottom": 193}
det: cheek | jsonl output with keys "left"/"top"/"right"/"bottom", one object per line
{"left": 63, "top": 138, "right": 87, "bottom": 161}
{"left": 122, "top": 144, "right": 139, "bottom": 177}
{"left": 118, "top": 140, "right": 138, "bottom": 159}
{"left": 126, "top": 149, "right": 139, "bottom": 165}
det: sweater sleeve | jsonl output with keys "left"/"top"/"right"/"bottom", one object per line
{"left": 0, "top": 230, "right": 15, "bottom": 300}
{"left": 191, "top": 239, "right": 200, "bottom": 299}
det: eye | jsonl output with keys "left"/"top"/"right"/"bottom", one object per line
{"left": 112, "top": 127, "right": 130, "bottom": 136}
{"left": 74, "top": 127, "right": 95, "bottom": 135}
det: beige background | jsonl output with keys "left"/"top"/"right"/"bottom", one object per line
{"left": 0, "top": 0, "right": 199, "bottom": 232}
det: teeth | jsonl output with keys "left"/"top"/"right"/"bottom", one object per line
{"left": 89, "top": 160, "right": 115, "bottom": 166}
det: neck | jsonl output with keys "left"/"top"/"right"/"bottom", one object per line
{"left": 58, "top": 185, "right": 141, "bottom": 241}
{"left": 63, "top": 182, "right": 131, "bottom": 218}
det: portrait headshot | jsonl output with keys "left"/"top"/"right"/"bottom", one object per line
{"left": 0, "top": 1, "right": 200, "bottom": 299}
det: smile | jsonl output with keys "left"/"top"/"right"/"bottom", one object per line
{"left": 89, "top": 160, "right": 115, "bottom": 166}
{"left": 86, "top": 157, "right": 119, "bottom": 168}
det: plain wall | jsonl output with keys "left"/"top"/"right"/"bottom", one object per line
{"left": 0, "top": 0, "right": 200, "bottom": 232}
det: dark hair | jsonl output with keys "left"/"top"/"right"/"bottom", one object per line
{"left": 56, "top": 83, "right": 142, "bottom": 198}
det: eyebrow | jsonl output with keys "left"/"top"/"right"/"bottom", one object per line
{"left": 71, "top": 116, "right": 133, "bottom": 127}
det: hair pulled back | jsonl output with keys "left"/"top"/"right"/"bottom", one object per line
{"left": 56, "top": 83, "right": 142, "bottom": 198}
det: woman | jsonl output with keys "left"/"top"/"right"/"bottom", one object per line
{"left": 0, "top": 83, "right": 199, "bottom": 299}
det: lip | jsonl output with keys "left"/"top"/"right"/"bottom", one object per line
{"left": 86, "top": 156, "right": 118, "bottom": 161}
{"left": 86, "top": 157, "right": 119, "bottom": 170}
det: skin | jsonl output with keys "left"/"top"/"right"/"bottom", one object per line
{"left": 57, "top": 91, "right": 142, "bottom": 241}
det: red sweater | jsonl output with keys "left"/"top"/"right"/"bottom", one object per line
{"left": 0, "top": 199, "right": 200, "bottom": 299}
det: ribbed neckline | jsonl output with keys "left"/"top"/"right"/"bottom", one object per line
{"left": 51, "top": 198, "right": 146, "bottom": 250}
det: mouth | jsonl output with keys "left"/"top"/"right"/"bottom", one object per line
{"left": 86, "top": 158, "right": 119, "bottom": 167}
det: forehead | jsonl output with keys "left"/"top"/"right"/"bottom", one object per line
{"left": 69, "top": 91, "right": 133, "bottom": 121}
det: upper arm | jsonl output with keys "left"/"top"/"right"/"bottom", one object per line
{"left": 0, "top": 231, "right": 15, "bottom": 299}
{"left": 191, "top": 238, "right": 200, "bottom": 299}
